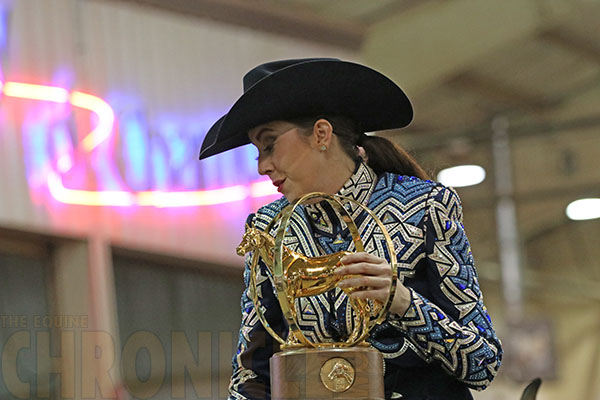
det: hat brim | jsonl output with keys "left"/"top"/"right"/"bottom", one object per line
{"left": 199, "top": 60, "right": 412, "bottom": 160}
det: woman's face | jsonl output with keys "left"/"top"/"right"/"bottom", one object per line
{"left": 248, "top": 120, "right": 321, "bottom": 202}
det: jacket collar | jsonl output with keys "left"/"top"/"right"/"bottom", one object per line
{"left": 338, "top": 162, "right": 378, "bottom": 206}
{"left": 304, "top": 162, "right": 378, "bottom": 222}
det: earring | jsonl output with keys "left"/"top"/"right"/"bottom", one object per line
{"left": 320, "top": 145, "right": 327, "bottom": 151}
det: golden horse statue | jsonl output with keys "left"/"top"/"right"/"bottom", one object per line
{"left": 236, "top": 225, "right": 372, "bottom": 346}
{"left": 237, "top": 224, "right": 360, "bottom": 297}
{"left": 236, "top": 224, "right": 371, "bottom": 320}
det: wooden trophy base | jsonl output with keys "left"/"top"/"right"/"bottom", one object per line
{"left": 270, "top": 346, "right": 384, "bottom": 399}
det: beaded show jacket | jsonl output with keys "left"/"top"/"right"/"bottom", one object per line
{"left": 229, "top": 163, "right": 502, "bottom": 400}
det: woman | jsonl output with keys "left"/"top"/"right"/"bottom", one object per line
{"left": 199, "top": 58, "right": 502, "bottom": 399}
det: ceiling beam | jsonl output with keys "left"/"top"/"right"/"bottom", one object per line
{"left": 386, "top": 113, "right": 600, "bottom": 152}
{"left": 456, "top": 180, "right": 600, "bottom": 213}
{"left": 359, "top": 0, "right": 438, "bottom": 25}
{"left": 539, "top": 27, "right": 600, "bottom": 65}
{"left": 101, "top": 0, "right": 365, "bottom": 50}
{"left": 447, "top": 71, "right": 558, "bottom": 112}
{"left": 522, "top": 212, "right": 600, "bottom": 245}
{"left": 363, "top": 0, "right": 566, "bottom": 95}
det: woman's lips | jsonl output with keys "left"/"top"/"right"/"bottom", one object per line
{"left": 272, "top": 179, "right": 285, "bottom": 192}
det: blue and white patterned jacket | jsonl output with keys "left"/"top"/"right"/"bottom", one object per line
{"left": 229, "top": 163, "right": 502, "bottom": 400}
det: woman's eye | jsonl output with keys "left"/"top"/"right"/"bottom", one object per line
{"left": 254, "top": 144, "right": 274, "bottom": 160}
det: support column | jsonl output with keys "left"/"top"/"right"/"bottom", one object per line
{"left": 491, "top": 117, "right": 523, "bottom": 319}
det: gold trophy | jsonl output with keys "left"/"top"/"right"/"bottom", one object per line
{"left": 237, "top": 193, "right": 398, "bottom": 399}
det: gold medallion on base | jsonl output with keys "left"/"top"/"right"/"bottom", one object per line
{"left": 320, "top": 357, "right": 355, "bottom": 392}
{"left": 270, "top": 346, "right": 384, "bottom": 400}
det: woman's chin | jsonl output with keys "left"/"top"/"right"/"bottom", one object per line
{"left": 281, "top": 190, "right": 294, "bottom": 202}
{"left": 283, "top": 191, "right": 302, "bottom": 203}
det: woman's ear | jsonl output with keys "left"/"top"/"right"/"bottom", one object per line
{"left": 312, "top": 119, "right": 334, "bottom": 149}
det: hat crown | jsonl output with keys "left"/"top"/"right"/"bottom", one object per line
{"left": 242, "top": 58, "right": 339, "bottom": 92}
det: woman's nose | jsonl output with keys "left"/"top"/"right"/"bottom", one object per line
{"left": 257, "top": 158, "right": 273, "bottom": 176}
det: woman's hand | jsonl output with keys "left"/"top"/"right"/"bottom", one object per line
{"left": 335, "top": 252, "right": 412, "bottom": 316}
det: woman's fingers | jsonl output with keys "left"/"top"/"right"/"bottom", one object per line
{"left": 333, "top": 252, "right": 411, "bottom": 314}
{"left": 337, "top": 275, "right": 390, "bottom": 290}
{"left": 334, "top": 252, "right": 396, "bottom": 302}
{"left": 340, "top": 252, "right": 385, "bottom": 265}
{"left": 335, "top": 260, "right": 392, "bottom": 278}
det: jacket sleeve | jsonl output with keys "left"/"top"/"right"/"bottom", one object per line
{"left": 229, "top": 237, "right": 285, "bottom": 399}
{"left": 388, "top": 185, "right": 503, "bottom": 391}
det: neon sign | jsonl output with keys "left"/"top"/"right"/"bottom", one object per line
{"left": 2, "top": 80, "right": 278, "bottom": 207}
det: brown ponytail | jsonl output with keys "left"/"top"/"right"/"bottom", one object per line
{"left": 357, "top": 134, "right": 429, "bottom": 179}
{"left": 289, "top": 115, "right": 430, "bottom": 180}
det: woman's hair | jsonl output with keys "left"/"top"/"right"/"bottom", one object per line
{"left": 288, "top": 115, "right": 430, "bottom": 180}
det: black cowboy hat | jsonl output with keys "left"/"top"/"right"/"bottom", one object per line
{"left": 198, "top": 58, "right": 413, "bottom": 160}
